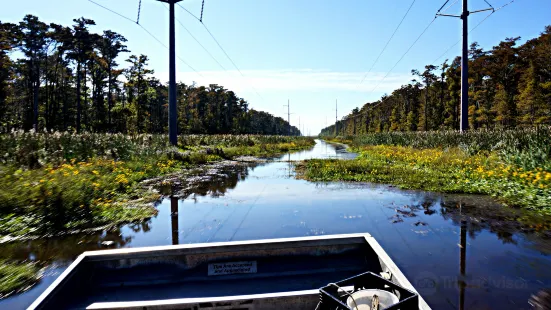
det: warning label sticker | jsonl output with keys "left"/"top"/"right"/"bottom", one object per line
{"left": 208, "top": 261, "right": 257, "bottom": 276}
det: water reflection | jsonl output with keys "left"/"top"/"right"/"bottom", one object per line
{"left": 171, "top": 197, "right": 179, "bottom": 245}
{"left": 1, "top": 140, "right": 551, "bottom": 310}
{"left": 459, "top": 217, "right": 467, "bottom": 310}
{"left": 0, "top": 224, "right": 145, "bottom": 263}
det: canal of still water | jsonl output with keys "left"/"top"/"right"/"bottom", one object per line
{"left": 1, "top": 139, "right": 551, "bottom": 309}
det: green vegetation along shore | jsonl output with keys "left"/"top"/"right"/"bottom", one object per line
{"left": 0, "top": 260, "right": 40, "bottom": 298}
{"left": 0, "top": 132, "right": 314, "bottom": 239}
{"left": 0, "top": 133, "right": 313, "bottom": 297}
{"left": 297, "top": 128, "right": 551, "bottom": 213}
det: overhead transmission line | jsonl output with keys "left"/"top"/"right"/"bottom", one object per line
{"left": 351, "top": 0, "right": 459, "bottom": 113}
{"left": 359, "top": 0, "right": 516, "bottom": 115}
{"left": 161, "top": 4, "right": 228, "bottom": 71}
{"left": 366, "top": 17, "right": 438, "bottom": 101}
{"left": 360, "top": 0, "right": 463, "bottom": 104}
{"left": 177, "top": 2, "right": 265, "bottom": 102}
{"left": 86, "top": 0, "right": 203, "bottom": 77}
{"left": 357, "top": 0, "right": 417, "bottom": 88}
{"left": 431, "top": 0, "right": 517, "bottom": 65}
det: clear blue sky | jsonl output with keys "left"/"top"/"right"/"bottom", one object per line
{"left": 2, "top": 0, "right": 550, "bottom": 134}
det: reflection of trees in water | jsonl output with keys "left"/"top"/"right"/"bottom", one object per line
{"left": 0, "top": 163, "right": 257, "bottom": 263}
{"left": 439, "top": 197, "right": 523, "bottom": 244}
{"left": 401, "top": 192, "right": 551, "bottom": 248}
{"left": 0, "top": 219, "right": 153, "bottom": 264}
{"left": 177, "top": 164, "right": 253, "bottom": 199}
{"left": 386, "top": 192, "right": 551, "bottom": 310}
{"left": 127, "top": 221, "right": 152, "bottom": 233}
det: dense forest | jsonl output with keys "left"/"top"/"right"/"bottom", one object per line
{"left": 321, "top": 26, "right": 551, "bottom": 136}
{"left": 0, "top": 15, "right": 301, "bottom": 136}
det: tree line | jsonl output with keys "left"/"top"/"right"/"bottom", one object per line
{"left": 0, "top": 15, "right": 301, "bottom": 136}
{"left": 321, "top": 26, "right": 551, "bottom": 136}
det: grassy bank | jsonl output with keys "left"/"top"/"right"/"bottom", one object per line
{"left": 0, "top": 133, "right": 314, "bottom": 297}
{"left": 300, "top": 129, "right": 551, "bottom": 212}
{"left": 0, "top": 132, "right": 315, "bottom": 238}
{"left": 322, "top": 127, "right": 551, "bottom": 171}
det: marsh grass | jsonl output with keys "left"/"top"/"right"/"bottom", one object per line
{"left": 327, "top": 127, "right": 551, "bottom": 171}
{"left": 0, "top": 260, "right": 40, "bottom": 299}
{"left": 0, "top": 134, "right": 315, "bottom": 238}
{"left": 297, "top": 145, "right": 551, "bottom": 212}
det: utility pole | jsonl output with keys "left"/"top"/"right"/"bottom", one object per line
{"left": 436, "top": 0, "right": 493, "bottom": 132}
{"left": 460, "top": 0, "right": 469, "bottom": 133}
{"left": 335, "top": 99, "right": 338, "bottom": 136}
{"left": 158, "top": 0, "right": 183, "bottom": 145}
{"left": 298, "top": 116, "right": 300, "bottom": 136}
{"left": 283, "top": 100, "right": 291, "bottom": 136}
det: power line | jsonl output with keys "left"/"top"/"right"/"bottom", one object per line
{"left": 367, "top": 17, "right": 438, "bottom": 98}
{"left": 162, "top": 4, "right": 227, "bottom": 71}
{"left": 87, "top": 0, "right": 135, "bottom": 23}
{"left": 357, "top": 0, "right": 417, "bottom": 87}
{"left": 177, "top": 2, "right": 264, "bottom": 102}
{"left": 442, "top": 0, "right": 460, "bottom": 12}
{"left": 431, "top": 0, "right": 516, "bottom": 65}
{"left": 201, "top": 21, "right": 264, "bottom": 100}
{"left": 362, "top": 0, "right": 516, "bottom": 114}
{"left": 178, "top": 4, "right": 201, "bottom": 21}
{"left": 85, "top": 0, "right": 203, "bottom": 77}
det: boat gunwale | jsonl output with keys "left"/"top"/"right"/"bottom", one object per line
{"left": 81, "top": 233, "right": 372, "bottom": 261}
{"left": 28, "top": 233, "right": 431, "bottom": 310}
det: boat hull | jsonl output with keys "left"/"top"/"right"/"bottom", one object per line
{"left": 29, "top": 234, "right": 430, "bottom": 310}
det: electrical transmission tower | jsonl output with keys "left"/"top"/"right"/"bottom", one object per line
{"left": 436, "top": 0, "right": 494, "bottom": 132}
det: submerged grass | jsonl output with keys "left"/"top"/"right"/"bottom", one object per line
{"left": 297, "top": 145, "right": 551, "bottom": 213}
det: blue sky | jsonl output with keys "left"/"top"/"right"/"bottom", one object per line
{"left": 2, "top": 0, "right": 550, "bottom": 134}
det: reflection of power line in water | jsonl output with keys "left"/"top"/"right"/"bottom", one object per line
{"left": 229, "top": 184, "right": 268, "bottom": 241}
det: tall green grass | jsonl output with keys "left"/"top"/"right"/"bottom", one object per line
{"left": 333, "top": 127, "right": 551, "bottom": 171}
{"left": 0, "top": 132, "right": 315, "bottom": 238}
{"left": 0, "top": 131, "right": 313, "bottom": 169}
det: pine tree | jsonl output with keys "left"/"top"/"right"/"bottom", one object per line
{"left": 518, "top": 63, "right": 547, "bottom": 125}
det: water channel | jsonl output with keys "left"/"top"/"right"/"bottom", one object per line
{"left": 1, "top": 139, "right": 551, "bottom": 309}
